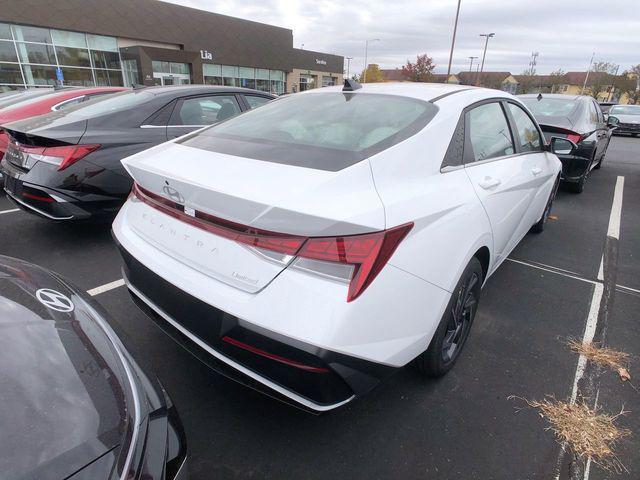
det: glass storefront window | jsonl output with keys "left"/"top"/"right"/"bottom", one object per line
{"left": 95, "top": 69, "right": 123, "bottom": 86}
{"left": 170, "top": 62, "right": 189, "bottom": 74}
{"left": 269, "top": 70, "right": 284, "bottom": 81}
{"left": 222, "top": 65, "right": 238, "bottom": 78}
{"left": 16, "top": 42, "right": 56, "bottom": 65}
{"left": 21, "top": 64, "right": 57, "bottom": 85}
{"left": 223, "top": 77, "right": 237, "bottom": 87}
{"left": 56, "top": 46, "right": 91, "bottom": 67}
{"left": 239, "top": 78, "right": 256, "bottom": 89}
{"left": 270, "top": 80, "right": 284, "bottom": 94}
{"left": 122, "top": 59, "right": 139, "bottom": 87}
{"left": 256, "top": 68, "right": 269, "bottom": 80}
{"left": 51, "top": 29, "right": 87, "bottom": 48}
{"left": 0, "top": 63, "right": 23, "bottom": 84}
{"left": 322, "top": 76, "right": 336, "bottom": 87}
{"left": 204, "top": 76, "right": 222, "bottom": 85}
{"left": 203, "top": 64, "right": 221, "bottom": 77}
{"left": 12, "top": 25, "right": 51, "bottom": 44}
{"left": 0, "top": 23, "right": 11, "bottom": 40}
{"left": 255, "top": 79, "right": 269, "bottom": 92}
{"left": 87, "top": 34, "right": 118, "bottom": 52}
{"left": 60, "top": 67, "right": 94, "bottom": 86}
{"left": 0, "top": 23, "right": 124, "bottom": 89}
{"left": 91, "top": 50, "right": 120, "bottom": 69}
{"left": 0, "top": 41, "right": 18, "bottom": 63}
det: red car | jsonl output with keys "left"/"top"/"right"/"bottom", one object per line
{"left": 0, "top": 87, "right": 127, "bottom": 155}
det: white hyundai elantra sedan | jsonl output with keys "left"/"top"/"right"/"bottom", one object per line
{"left": 113, "top": 81, "right": 564, "bottom": 412}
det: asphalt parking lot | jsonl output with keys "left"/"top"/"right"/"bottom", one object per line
{"left": 1, "top": 135, "right": 638, "bottom": 479}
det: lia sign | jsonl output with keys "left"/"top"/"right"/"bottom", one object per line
{"left": 200, "top": 49, "right": 213, "bottom": 61}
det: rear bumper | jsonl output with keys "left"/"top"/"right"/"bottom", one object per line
{"left": 0, "top": 158, "right": 126, "bottom": 221}
{"left": 117, "top": 240, "right": 397, "bottom": 412}
{"left": 557, "top": 154, "right": 590, "bottom": 183}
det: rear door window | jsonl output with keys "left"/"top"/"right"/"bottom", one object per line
{"left": 507, "top": 103, "right": 542, "bottom": 152}
{"left": 244, "top": 95, "right": 271, "bottom": 109}
{"left": 171, "top": 95, "right": 240, "bottom": 126}
{"left": 467, "top": 102, "right": 515, "bottom": 162}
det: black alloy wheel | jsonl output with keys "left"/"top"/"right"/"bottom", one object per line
{"left": 416, "top": 257, "right": 483, "bottom": 377}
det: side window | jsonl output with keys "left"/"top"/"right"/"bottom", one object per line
{"left": 171, "top": 95, "right": 240, "bottom": 126}
{"left": 467, "top": 102, "right": 514, "bottom": 162}
{"left": 588, "top": 101, "right": 600, "bottom": 123}
{"left": 593, "top": 101, "right": 604, "bottom": 123}
{"left": 245, "top": 95, "right": 271, "bottom": 109}
{"left": 507, "top": 103, "right": 542, "bottom": 152}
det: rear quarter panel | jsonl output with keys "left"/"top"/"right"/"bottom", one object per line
{"left": 369, "top": 109, "right": 493, "bottom": 293}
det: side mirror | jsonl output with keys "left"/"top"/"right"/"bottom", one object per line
{"left": 607, "top": 115, "right": 620, "bottom": 127}
{"left": 549, "top": 136, "right": 577, "bottom": 156}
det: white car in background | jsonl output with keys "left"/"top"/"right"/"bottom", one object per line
{"left": 113, "top": 81, "right": 564, "bottom": 412}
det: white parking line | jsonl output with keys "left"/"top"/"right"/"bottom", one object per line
{"left": 552, "top": 176, "right": 624, "bottom": 480}
{"left": 0, "top": 208, "right": 19, "bottom": 215}
{"left": 87, "top": 279, "right": 125, "bottom": 296}
{"left": 506, "top": 258, "right": 598, "bottom": 286}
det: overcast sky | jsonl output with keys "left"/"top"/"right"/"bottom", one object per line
{"left": 165, "top": 0, "right": 639, "bottom": 76}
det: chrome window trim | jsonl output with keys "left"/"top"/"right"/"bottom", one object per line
{"left": 51, "top": 95, "right": 85, "bottom": 111}
{"left": 5, "top": 190, "right": 73, "bottom": 220}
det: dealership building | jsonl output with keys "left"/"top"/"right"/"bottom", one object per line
{"left": 0, "top": 0, "right": 344, "bottom": 93}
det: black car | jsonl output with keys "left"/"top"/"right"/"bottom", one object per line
{"left": 608, "top": 104, "right": 640, "bottom": 137}
{"left": 598, "top": 101, "right": 617, "bottom": 115}
{"left": 0, "top": 86, "right": 275, "bottom": 221}
{"left": 519, "top": 94, "right": 616, "bottom": 193}
{"left": 0, "top": 255, "right": 187, "bottom": 480}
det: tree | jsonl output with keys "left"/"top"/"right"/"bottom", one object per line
{"left": 401, "top": 54, "right": 436, "bottom": 82}
{"left": 618, "top": 70, "right": 640, "bottom": 104}
{"left": 360, "top": 63, "right": 383, "bottom": 83}
{"left": 549, "top": 69, "right": 567, "bottom": 93}
{"left": 517, "top": 70, "right": 537, "bottom": 94}
{"left": 550, "top": 68, "right": 566, "bottom": 76}
{"left": 585, "top": 61, "right": 618, "bottom": 100}
{"left": 592, "top": 61, "right": 618, "bottom": 74}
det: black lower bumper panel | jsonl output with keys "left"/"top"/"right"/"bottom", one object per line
{"left": 116, "top": 241, "right": 397, "bottom": 412}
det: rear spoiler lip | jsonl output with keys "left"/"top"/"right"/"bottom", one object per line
{"left": 2, "top": 127, "right": 76, "bottom": 148}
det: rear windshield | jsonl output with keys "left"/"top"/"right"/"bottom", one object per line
{"left": 609, "top": 105, "right": 640, "bottom": 116}
{"left": 64, "top": 90, "right": 154, "bottom": 118}
{"left": 180, "top": 92, "right": 438, "bottom": 171}
{"left": 520, "top": 97, "right": 579, "bottom": 117}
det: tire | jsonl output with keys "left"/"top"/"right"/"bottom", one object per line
{"left": 531, "top": 175, "right": 560, "bottom": 233}
{"left": 416, "top": 257, "right": 482, "bottom": 377}
{"left": 568, "top": 175, "right": 585, "bottom": 193}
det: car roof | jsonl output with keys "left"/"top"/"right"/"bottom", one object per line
{"left": 519, "top": 93, "right": 585, "bottom": 101}
{"left": 139, "top": 85, "right": 276, "bottom": 97}
{"left": 302, "top": 82, "right": 484, "bottom": 102}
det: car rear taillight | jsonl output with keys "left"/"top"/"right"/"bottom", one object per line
{"left": 132, "top": 183, "right": 413, "bottom": 301}
{"left": 8, "top": 138, "right": 100, "bottom": 170}
{"left": 295, "top": 224, "right": 413, "bottom": 301}
{"left": 566, "top": 133, "right": 582, "bottom": 144}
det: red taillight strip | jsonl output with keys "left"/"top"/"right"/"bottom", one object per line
{"left": 132, "top": 183, "right": 413, "bottom": 302}
{"left": 221, "top": 336, "right": 330, "bottom": 373}
{"left": 133, "top": 183, "right": 307, "bottom": 255}
{"left": 22, "top": 192, "right": 54, "bottom": 203}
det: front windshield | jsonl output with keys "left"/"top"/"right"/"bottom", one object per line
{"left": 181, "top": 92, "right": 438, "bottom": 171}
{"left": 520, "top": 97, "right": 579, "bottom": 117}
{"left": 609, "top": 105, "right": 640, "bottom": 116}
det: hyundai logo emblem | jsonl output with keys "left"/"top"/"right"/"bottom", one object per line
{"left": 162, "top": 185, "right": 185, "bottom": 204}
{"left": 35, "top": 288, "right": 74, "bottom": 312}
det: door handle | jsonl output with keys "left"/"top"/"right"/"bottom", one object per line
{"left": 478, "top": 177, "right": 501, "bottom": 189}
{"left": 531, "top": 167, "right": 543, "bottom": 176}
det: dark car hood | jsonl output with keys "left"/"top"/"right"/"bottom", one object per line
{"left": 0, "top": 256, "right": 131, "bottom": 480}
{"left": 534, "top": 115, "right": 575, "bottom": 131}
{"left": 2, "top": 109, "right": 87, "bottom": 145}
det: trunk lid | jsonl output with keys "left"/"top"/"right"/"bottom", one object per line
{"left": 2, "top": 110, "right": 88, "bottom": 146}
{"left": 122, "top": 141, "right": 385, "bottom": 293}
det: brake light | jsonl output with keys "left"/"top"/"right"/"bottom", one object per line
{"left": 132, "top": 183, "right": 413, "bottom": 301}
{"left": 566, "top": 133, "right": 582, "bottom": 144}
{"left": 297, "top": 224, "right": 413, "bottom": 301}
{"left": 8, "top": 138, "right": 100, "bottom": 170}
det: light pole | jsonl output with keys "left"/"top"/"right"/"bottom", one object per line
{"left": 363, "top": 38, "right": 380, "bottom": 83}
{"left": 581, "top": 52, "right": 595, "bottom": 94}
{"left": 479, "top": 33, "right": 495, "bottom": 74}
{"left": 446, "top": 0, "right": 462, "bottom": 80}
{"left": 468, "top": 56, "right": 478, "bottom": 72}
{"left": 346, "top": 56, "right": 353, "bottom": 78}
